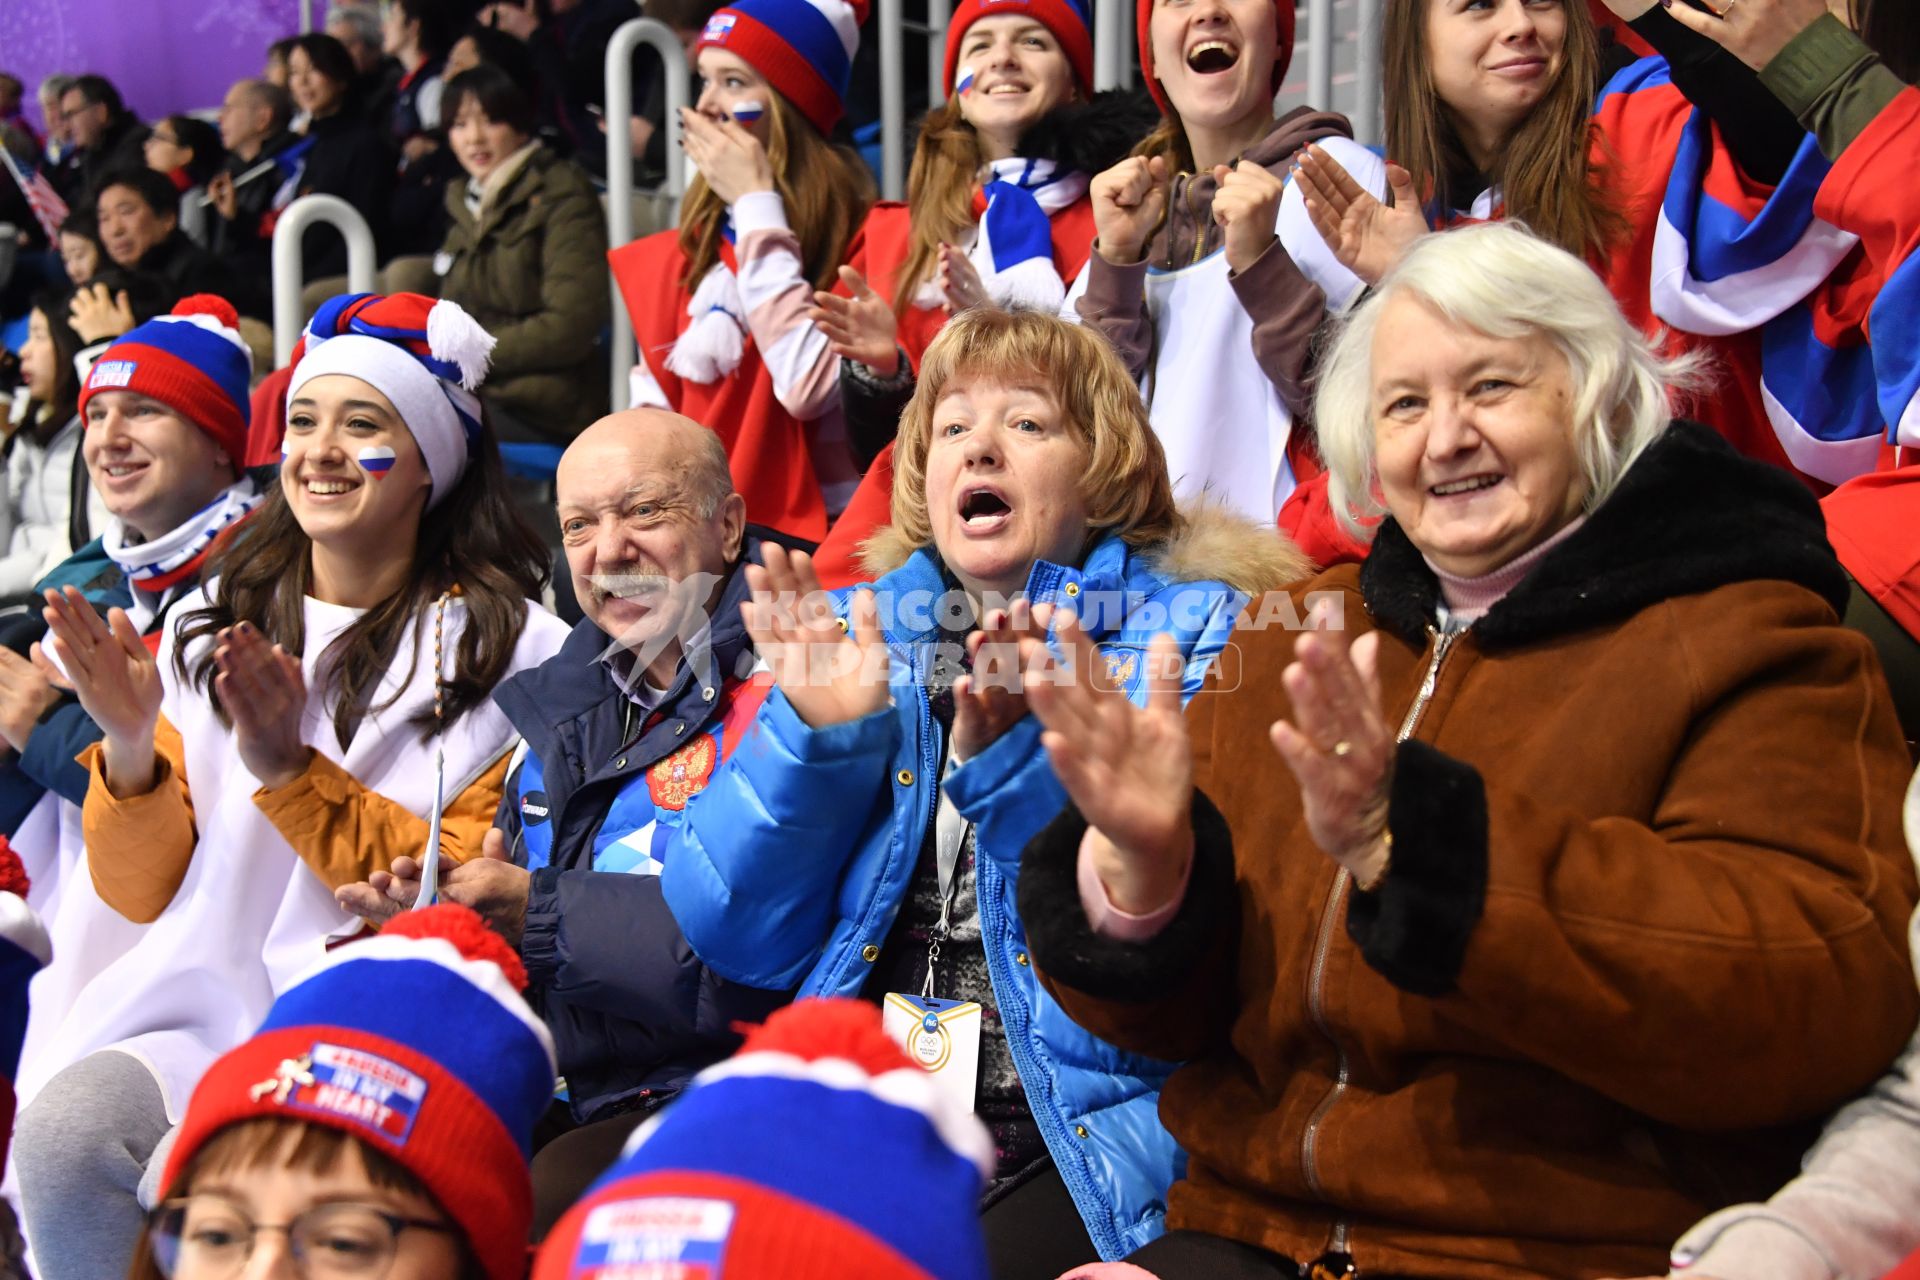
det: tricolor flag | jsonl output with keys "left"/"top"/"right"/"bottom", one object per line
{"left": 0, "top": 148, "right": 68, "bottom": 242}
{"left": 730, "top": 100, "right": 765, "bottom": 125}
{"left": 955, "top": 66, "right": 976, "bottom": 96}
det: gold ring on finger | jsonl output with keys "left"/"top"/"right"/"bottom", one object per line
{"left": 1331, "top": 740, "right": 1355, "bottom": 758}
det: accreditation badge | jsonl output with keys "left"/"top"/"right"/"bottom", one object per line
{"left": 881, "top": 993, "right": 982, "bottom": 1113}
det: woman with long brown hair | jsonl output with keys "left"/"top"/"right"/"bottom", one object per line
{"left": 609, "top": 0, "right": 875, "bottom": 544}
{"left": 14, "top": 293, "right": 567, "bottom": 1278}
{"left": 1294, "top": 0, "right": 1862, "bottom": 485}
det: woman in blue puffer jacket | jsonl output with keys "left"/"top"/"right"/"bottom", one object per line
{"left": 658, "top": 307, "right": 1308, "bottom": 1276}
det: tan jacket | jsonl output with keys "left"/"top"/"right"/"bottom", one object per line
{"left": 1023, "top": 423, "right": 1920, "bottom": 1277}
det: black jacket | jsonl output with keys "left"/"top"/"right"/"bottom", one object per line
{"left": 297, "top": 109, "right": 395, "bottom": 276}
{"left": 493, "top": 547, "right": 790, "bottom": 1122}
{"left": 136, "top": 228, "right": 253, "bottom": 316}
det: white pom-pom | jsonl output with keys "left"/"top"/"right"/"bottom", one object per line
{"left": 425, "top": 300, "right": 498, "bottom": 391}
{"left": 665, "top": 264, "right": 747, "bottom": 384}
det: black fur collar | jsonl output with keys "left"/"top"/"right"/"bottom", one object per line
{"left": 1360, "top": 421, "right": 1848, "bottom": 649}
{"left": 1014, "top": 88, "right": 1162, "bottom": 176}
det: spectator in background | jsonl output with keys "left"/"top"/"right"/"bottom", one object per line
{"left": 437, "top": 66, "right": 609, "bottom": 442}
{"left": 478, "top": 0, "right": 647, "bottom": 176}
{"left": 207, "top": 79, "right": 297, "bottom": 318}
{"left": 384, "top": 0, "right": 467, "bottom": 273}
{"left": 0, "top": 73, "right": 37, "bottom": 162}
{"left": 94, "top": 168, "right": 249, "bottom": 315}
{"left": 35, "top": 76, "right": 75, "bottom": 169}
{"left": 446, "top": 19, "right": 553, "bottom": 140}
{"left": 619, "top": 0, "right": 729, "bottom": 182}
{"left": 328, "top": 2, "right": 403, "bottom": 124}
{"left": 54, "top": 75, "right": 148, "bottom": 208}
{"left": 286, "top": 33, "right": 396, "bottom": 292}
{"left": 141, "top": 115, "right": 225, "bottom": 248}
{"left": 55, "top": 213, "right": 102, "bottom": 287}
{"left": 610, "top": 0, "right": 877, "bottom": 543}
{"left": 264, "top": 36, "right": 297, "bottom": 92}
{"left": 0, "top": 288, "right": 109, "bottom": 601}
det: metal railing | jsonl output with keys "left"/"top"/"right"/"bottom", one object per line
{"left": 271, "top": 194, "right": 377, "bottom": 367}
{"left": 606, "top": 16, "right": 691, "bottom": 411}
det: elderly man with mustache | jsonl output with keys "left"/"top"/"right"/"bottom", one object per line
{"left": 337, "top": 407, "right": 790, "bottom": 1233}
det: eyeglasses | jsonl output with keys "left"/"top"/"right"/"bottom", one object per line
{"left": 147, "top": 1196, "right": 457, "bottom": 1279}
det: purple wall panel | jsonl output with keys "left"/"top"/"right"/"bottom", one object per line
{"left": 3, "top": 0, "right": 303, "bottom": 132}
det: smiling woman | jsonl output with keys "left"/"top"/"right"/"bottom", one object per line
{"left": 1012, "top": 222, "right": 1919, "bottom": 1277}
{"left": 13, "top": 294, "right": 570, "bottom": 1280}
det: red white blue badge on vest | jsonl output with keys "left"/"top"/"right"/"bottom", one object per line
{"left": 570, "top": 1197, "right": 735, "bottom": 1278}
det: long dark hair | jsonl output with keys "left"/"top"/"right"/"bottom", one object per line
{"left": 20, "top": 288, "right": 84, "bottom": 449}
{"left": 1383, "top": 0, "right": 1622, "bottom": 257}
{"left": 174, "top": 415, "right": 549, "bottom": 749}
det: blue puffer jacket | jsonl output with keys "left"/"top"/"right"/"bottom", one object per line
{"left": 661, "top": 511, "right": 1295, "bottom": 1259}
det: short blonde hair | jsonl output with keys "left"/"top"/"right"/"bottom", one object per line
{"left": 861, "top": 308, "right": 1181, "bottom": 576}
{"left": 1315, "top": 221, "right": 1701, "bottom": 541}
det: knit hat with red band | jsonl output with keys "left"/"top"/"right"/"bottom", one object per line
{"left": 0, "top": 839, "right": 49, "bottom": 1175}
{"left": 161, "top": 905, "right": 557, "bottom": 1280}
{"left": 1135, "top": 0, "right": 1295, "bottom": 116}
{"left": 288, "top": 292, "right": 497, "bottom": 511}
{"left": 77, "top": 295, "right": 253, "bottom": 466}
{"left": 695, "top": 0, "right": 870, "bottom": 134}
{"left": 535, "top": 999, "right": 993, "bottom": 1280}
{"left": 944, "top": 0, "right": 1092, "bottom": 97}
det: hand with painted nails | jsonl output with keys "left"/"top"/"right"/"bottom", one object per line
{"left": 216, "top": 622, "right": 312, "bottom": 791}
{"left": 679, "top": 106, "right": 775, "bottom": 206}
{"left": 809, "top": 266, "right": 902, "bottom": 374}
{"left": 1293, "top": 144, "right": 1427, "bottom": 287}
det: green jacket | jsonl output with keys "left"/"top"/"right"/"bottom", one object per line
{"left": 439, "top": 145, "right": 610, "bottom": 441}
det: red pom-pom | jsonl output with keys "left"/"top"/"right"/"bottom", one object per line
{"left": 172, "top": 294, "right": 241, "bottom": 331}
{"left": 734, "top": 999, "right": 915, "bottom": 1077}
{"left": 0, "top": 836, "right": 30, "bottom": 900}
{"left": 845, "top": 0, "right": 872, "bottom": 24}
{"left": 381, "top": 902, "right": 527, "bottom": 993}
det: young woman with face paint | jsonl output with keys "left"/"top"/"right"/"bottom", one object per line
{"left": 1066, "top": 0, "right": 1381, "bottom": 540}
{"left": 1290, "top": 0, "right": 1873, "bottom": 490}
{"left": 13, "top": 293, "right": 568, "bottom": 1280}
{"left": 609, "top": 0, "right": 876, "bottom": 544}
{"left": 801, "top": 0, "right": 1163, "bottom": 589}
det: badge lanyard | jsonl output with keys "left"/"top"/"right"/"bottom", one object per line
{"left": 923, "top": 756, "right": 972, "bottom": 999}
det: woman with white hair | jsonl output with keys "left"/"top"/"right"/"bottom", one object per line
{"left": 1009, "top": 221, "right": 1919, "bottom": 1278}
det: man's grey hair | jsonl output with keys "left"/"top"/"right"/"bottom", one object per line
{"left": 1314, "top": 220, "right": 1704, "bottom": 542}
{"left": 686, "top": 423, "right": 736, "bottom": 519}
{"left": 37, "top": 75, "right": 76, "bottom": 105}
{"left": 236, "top": 78, "right": 294, "bottom": 135}
{"left": 326, "top": 5, "right": 383, "bottom": 52}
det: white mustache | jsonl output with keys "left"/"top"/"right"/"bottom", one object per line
{"left": 588, "top": 572, "right": 673, "bottom": 601}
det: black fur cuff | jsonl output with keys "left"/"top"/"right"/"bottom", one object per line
{"left": 1017, "top": 789, "right": 1235, "bottom": 1003}
{"left": 1345, "top": 740, "right": 1489, "bottom": 996}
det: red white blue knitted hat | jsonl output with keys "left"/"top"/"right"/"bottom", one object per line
{"left": 288, "top": 292, "right": 497, "bottom": 510}
{"left": 695, "top": 0, "right": 870, "bottom": 134}
{"left": 944, "top": 0, "right": 1092, "bottom": 96}
{"left": 161, "top": 906, "right": 557, "bottom": 1280}
{"left": 77, "top": 295, "right": 253, "bottom": 466}
{"left": 534, "top": 999, "right": 993, "bottom": 1280}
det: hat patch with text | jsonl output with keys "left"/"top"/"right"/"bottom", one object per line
{"left": 254, "top": 1043, "right": 428, "bottom": 1146}
{"left": 571, "top": 1197, "right": 735, "bottom": 1279}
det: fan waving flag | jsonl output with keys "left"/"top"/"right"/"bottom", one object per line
{"left": 0, "top": 148, "right": 68, "bottom": 242}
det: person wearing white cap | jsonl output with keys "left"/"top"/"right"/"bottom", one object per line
{"left": 13, "top": 292, "right": 569, "bottom": 1280}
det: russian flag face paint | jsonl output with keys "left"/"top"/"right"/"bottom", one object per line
{"left": 730, "top": 99, "right": 766, "bottom": 126}
{"left": 357, "top": 445, "right": 397, "bottom": 478}
{"left": 955, "top": 67, "right": 976, "bottom": 96}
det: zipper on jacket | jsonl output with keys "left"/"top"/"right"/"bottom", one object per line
{"left": 1300, "top": 624, "right": 1458, "bottom": 1256}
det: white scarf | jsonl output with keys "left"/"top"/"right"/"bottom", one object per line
{"left": 101, "top": 478, "right": 262, "bottom": 588}
{"left": 665, "top": 213, "right": 748, "bottom": 385}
